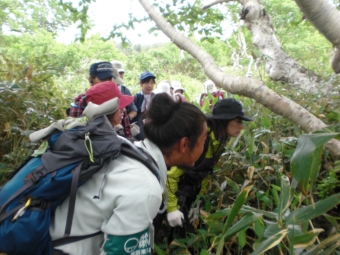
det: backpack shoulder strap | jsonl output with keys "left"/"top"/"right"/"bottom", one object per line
{"left": 53, "top": 231, "right": 102, "bottom": 248}
{"left": 134, "top": 93, "right": 144, "bottom": 112}
{"left": 119, "top": 138, "right": 160, "bottom": 182}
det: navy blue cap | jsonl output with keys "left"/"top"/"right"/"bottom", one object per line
{"left": 140, "top": 71, "right": 156, "bottom": 81}
{"left": 89, "top": 62, "right": 114, "bottom": 80}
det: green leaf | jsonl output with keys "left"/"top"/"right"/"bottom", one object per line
{"left": 301, "top": 233, "right": 340, "bottom": 255}
{"left": 256, "top": 190, "right": 271, "bottom": 204}
{"left": 292, "top": 229, "right": 324, "bottom": 249}
{"left": 278, "top": 175, "right": 292, "bottom": 223}
{"left": 225, "top": 176, "right": 240, "bottom": 193}
{"left": 242, "top": 205, "right": 278, "bottom": 220}
{"left": 285, "top": 193, "right": 340, "bottom": 225}
{"left": 263, "top": 224, "right": 284, "bottom": 238}
{"left": 247, "top": 135, "right": 255, "bottom": 155}
{"left": 271, "top": 184, "right": 280, "bottom": 208}
{"left": 251, "top": 229, "right": 288, "bottom": 255}
{"left": 323, "top": 213, "right": 340, "bottom": 232}
{"left": 216, "top": 186, "right": 252, "bottom": 255}
{"left": 237, "top": 227, "right": 247, "bottom": 248}
{"left": 225, "top": 212, "right": 259, "bottom": 241}
{"left": 253, "top": 218, "right": 265, "bottom": 239}
{"left": 199, "top": 250, "right": 209, "bottom": 255}
{"left": 291, "top": 133, "right": 338, "bottom": 195}
{"left": 261, "top": 115, "right": 271, "bottom": 129}
{"left": 223, "top": 185, "right": 252, "bottom": 233}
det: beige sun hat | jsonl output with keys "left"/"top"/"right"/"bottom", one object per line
{"left": 204, "top": 80, "right": 217, "bottom": 93}
{"left": 112, "top": 66, "right": 124, "bottom": 85}
{"left": 171, "top": 80, "right": 185, "bottom": 93}
{"left": 111, "top": 60, "right": 125, "bottom": 73}
{"left": 154, "top": 80, "right": 172, "bottom": 95}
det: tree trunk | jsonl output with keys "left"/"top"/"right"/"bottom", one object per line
{"left": 294, "top": 0, "right": 340, "bottom": 73}
{"left": 203, "top": 0, "right": 332, "bottom": 93}
{"left": 138, "top": 0, "right": 340, "bottom": 157}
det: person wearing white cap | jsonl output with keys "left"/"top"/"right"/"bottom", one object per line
{"left": 154, "top": 80, "right": 172, "bottom": 95}
{"left": 171, "top": 80, "right": 185, "bottom": 95}
{"left": 204, "top": 80, "right": 217, "bottom": 94}
{"left": 111, "top": 60, "right": 138, "bottom": 138}
{"left": 199, "top": 80, "right": 225, "bottom": 107}
{"left": 111, "top": 60, "right": 125, "bottom": 79}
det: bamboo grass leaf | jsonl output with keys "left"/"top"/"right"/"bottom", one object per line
{"left": 223, "top": 185, "right": 253, "bottom": 233}
{"left": 263, "top": 224, "right": 283, "bottom": 238}
{"left": 301, "top": 233, "right": 340, "bottom": 255}
{"left": 315, "top": 243, "right": 340, "bottom": 255}
{"left": 251, "top": 229, "right": 288, "bottom": 255}
{"left": 292, "top": 228, "right": 324, "bottom": 249}
{"left": 216, "top": 213, "right": 259, "bottom": 255}
{"left": 225, "top": 212, "right": 260, "bottom": 240}
{"left": 291, "top": 133, "right": 338, "bottom": 195}
{"left": 278, "top": 175, "right": 292, "bottom": 224}
{"left": 237, "top": 228, "right": 247, "bottom": 248}
{"left": 253, "top": 218, "right": 265, "bottom": 239}
{"left": 285, "top": 193, "right": 340, "bottom": 225}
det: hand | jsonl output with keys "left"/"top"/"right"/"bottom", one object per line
{"left": 167, "top": 210, "right": 184, "bottom": 227}
{"left": 188, "top": 200, "right": 201, "bottom": 223}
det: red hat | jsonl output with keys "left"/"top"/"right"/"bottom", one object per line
{"left": 86, "top": 81, "right": 134, "bottom": 109}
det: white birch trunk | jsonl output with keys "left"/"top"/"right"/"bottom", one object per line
{"left": 138, "top": 0, "right": 340, "bottom": 157}
{"left": 203, "top": 0, "right": 333, "bottom": 93}
{"left": 294, "top": 0, "right": 340, "bottom": 73}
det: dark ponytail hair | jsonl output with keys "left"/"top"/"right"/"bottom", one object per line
{"left": 144, "top": 93, "right": 206, "bottom": 156}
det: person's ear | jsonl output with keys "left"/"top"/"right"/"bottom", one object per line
{"left": 178, "top": 137, "right": 190, "bottom": 154}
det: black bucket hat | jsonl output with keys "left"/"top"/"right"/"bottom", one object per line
{"left": 207, "top": 98, "right": 253, "bottom": 121}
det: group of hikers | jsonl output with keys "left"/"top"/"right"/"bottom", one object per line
{"left": 52, "top": 60, "right": 253, "bottom": 255}
{"left": 1, "top": 60, "right": 252, "bottom": 255}
{"left": 54, "top": 60, "right": 253, "bottom": 254}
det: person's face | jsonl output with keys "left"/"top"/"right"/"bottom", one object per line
{"left": 119, "top": 72, "right": 125, "bottom": 79}
{"left": 141, "top": 79, "right": 155, "bottom": 95}
{"left": 88, "top": 76, "right": 99, "bottom": 86}
{"left": 170, "top": 87, "right": 174, "bottom": 95}
{"left": 174, "top": 89, "right": 183, "bottom": 95}
{"left": 109, "top": 108, "right": 124, "bottom": 127}
{"left": 174, "top": 122, "right": 208, "bottom": 168}
{"left": 226, "top": 118, "right": 244, "bottom": 137}
{"left": 88, "top": 76, "right": 110, "bottom": 86}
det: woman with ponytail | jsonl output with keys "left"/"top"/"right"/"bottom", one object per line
{"left": 50, "top": 91, "right": 207, "bottom": 255}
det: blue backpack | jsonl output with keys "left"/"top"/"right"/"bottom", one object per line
{"left": 0, "top": 100, "right": 159, "bottom": 255}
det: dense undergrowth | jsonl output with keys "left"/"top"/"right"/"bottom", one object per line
{"left": 1, "top": 31, "right": 340, "bottom": 254}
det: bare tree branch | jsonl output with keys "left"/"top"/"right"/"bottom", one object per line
{"left": 138, "top": 0, "right": 340, "bottom": 157}
{"left": 201, "top": 0, "right": 229, "bottom": 10}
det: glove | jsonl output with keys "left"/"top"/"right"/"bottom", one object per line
{"left": 188, "top": 200, "right": 201, "bottom": 223}
{"left": 167, "top": 210, "right": 184, "bottom": 227}
{"left": 130, "top": 122, "right": 140, "bottom": 137}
